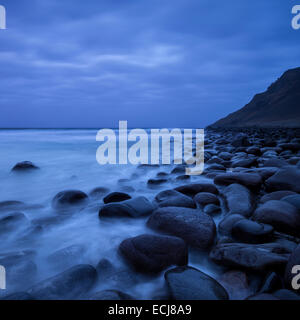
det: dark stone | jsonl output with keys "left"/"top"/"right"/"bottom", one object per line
{"left": 253, "top": 200, "right": 300, "bottom": 237}
{"left": 204, "top": 204, "right": 221, "bottom": 215}
{"left": 281, "top": 194, "right": 300, "bottom": 211}
{"left": 231, "top": 158, "right": 258, "bottom": 168}
{"left": 218, "top": 214, "right": 245, "bottom": 236}
{"left": 194, "top": 192, "right": 220, "bottom": 206}
{"left": 11, "top": 161, "right": 39, "bottom": 171}
{"left": 165, "top": 266, "right": 228, "bottom": 300}
{"left": 155, "top": 190, "right": 196, "bottom": 209}
{"left": 232, "top": 134, "right": 251, "bottom": 148}
{"left": 103, "top": 192, "right": 131, "bottom": 204}
{"left": 52, "top": 190, "right": 88, "bottom": 209}
{"left": 99, "top": 196, "right": 154, "bottom": 218}
{"left": 147, "top": 179, "right": 168, "bottom": 186}
{"left": 265, "top": 168, "right": 300, "bottom": 193}
{"left": 175, "top": 175, "right": 191, "bottom": 181}
{"left": 262, "top": 158, "right": 288, "bottom": 168}
{"left": 260, "top": 191, "right": 296, "bottom": 203}
{"left": 28, "top": 264, "right": 97, "bottom": 300}
{"left": 88, "top": 290, "right": 133, "bottom": 300}
{"left": 246, "top": 147, "right": 261, "bottom": 156}
{"left": 119, "top": 234, "right": 188, "bottom": 273}
{"left": 259, "top": 272, "right": 282, "bottom": 293}
{"left": 222, "top": 184, "right": 254, "bottom": 217}
{"left": 147, "top": 207, "right": 216, "bottom": 249}
{"left": 2, "top": 292, "right": 35, "bottom": 300}
{"left": 214, "top": 173, "right": 262, "bottom": 189}
{"left": 0, "top": 212, "right": 29, "bottom": 233}
{"left": 89, "top": 187, "right": 110, "bottom": 199}
{"left": 231, "top": 219, "right": 274, "bottom": 244}
{"left": 273, "top": 289, "right": 300, "bottom": 300}
{"left": 171, "top": 165, "right": 186, "bottom": 174}
{"left": 210, "top": 242, "right": 289, "bottom": 272}
{"left": 175, "top": 183, "right": 218, "bottom": 197}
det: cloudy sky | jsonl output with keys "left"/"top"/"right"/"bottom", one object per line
{"left": 0, "top": 0, "right": 299, "bottom": 128}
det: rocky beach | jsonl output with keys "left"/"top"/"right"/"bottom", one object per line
{"left": 1, "top": 127, "right": 300, "bottom": 300}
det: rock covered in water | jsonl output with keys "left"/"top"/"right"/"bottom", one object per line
{"left": 165, "top": 266, "right": 228, "bottom": 300}
{"left": 253, "top": 200, "right": 300, "bottom": 237}
{"left": 89, "top": 187, "right": 110, "bottom": 199}
{"left": 11, "top": 161, "right": 39, "bottom": 172}
{"left": 103, "top": 192, "right": 131, "bottom": 204}
{"left": 119, "top": 234, "right": 188, "bottom": 273}
{"left": 99, "top": 196, "right": 154, "bottom": 218}
{"left": 27, "top": 264, "right": 97, "bottom": 300}
{"left": 154, "top": 189, "right": 196, "bottom": 209}
{"left": 218, "top": 214, "right": 245, "bottom": 236}
{"left": 147, "top": 207, "right": 216, "bottom": 249}
{"left": 52, "top": 190, "right": 88, "bottom": 209}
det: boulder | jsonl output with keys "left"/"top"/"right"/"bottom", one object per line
{"left": 99, "top": 196, "right": 154, "bottom": 218}
{"left": 52, "top": 190, "right": 88, "bottom": 209}
{"left": 281, "top": 194, "right": 300, "bottom": 211}
{"left": 88, "top": 290, "right": 133, "bottom": 300}
{"left": 119, "top": 234, "right": 188, "bottom": 273}
{"left": 210, "top": 242, "right": 289, "bottom": 272}
{"left": 155, "top": 190, "right": 196, "bottom": 209}
{"left": 175, "top": 183, "right": 218, "bottom": 197}
{"left": 222, "top": 184, "right": 254, "bottom": 217}
{"left": 214, "top": 173, "right": 262, "bottom": 189}
{"left": 165, "top": 266, "right": 228, "bottom": 300}
{"left": 204, "top": 204, "right": 221, "bottom": 215}
{"left": 147, "top": 207, "right": 216, "bottom": 249}
{"left": 11, "top": 161, "right": 39, "bottom": 172}
{"left": 253, "top": 200, "right": 300, "bottom": 237}
{"left": 260, "top": 191, "right": 296, "bottom": 203}
{"left": 265, "top": 168, "right": 300, "bottom": 193}
{"left": 28, "top": 264, "right": 97, "bottom": 300}
{"left": 194, "top": 192, "right": 220, "bottom": 206}
{"left": 89, "top": 187, "right": 110, "bottom": 199}
{"left": 218, "top": 214, "right": 245, "bottom": 236}
{"left": 103, "top": 192, "right": 131, "bottom": 204}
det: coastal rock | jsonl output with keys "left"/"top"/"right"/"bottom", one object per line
{"left": 204, "top": 204, "right": 221, "bottom": 215}
{"left": 265, "top": 168, "right": 300, "bottom": 192}
{"left": 260, "top": 191, "right": 296, "bottom": 203}
{"left": 11, "top": 161, "right": 39, "bottom": 172}
{"left": 89, "top": 187, "right": 110, "bottom": 199}
{"left": 28, "top": 264, "right": 97, "bottom": 300}
{"left": 119, "top": 234, "right": 188, "bottom": 273}
{"left": 155, "top": 190, "right": 196, "bottom": 209}
{"left": 273, "top": 289, "right": 300, "bottom": 300}
{"left": 194, "top": 192, "right": 220, "bottom": 206}
{"left": 52, "top": 190, "right": 88, "bottom": 209}
{"left": 103, "top": 192, "right": 131, "bottom": 204}
{"left": 231, "top": 158, "right": 257, "bottom": 168}
{"left": 222, "top": 184, "right": 254, "bottom": 217}
{"left": 231, "top": 219, "right": 273, "bottom": 244}
{"left": 218, "top": 214, "right": 245, "bottom": 236}
{"left": 210, "top": 242, "right": 289, "bottom": 272}
{"left": 99, "top": 196, "right": 154, "bottom": 218}
{"left": 165, "top": 266, "right": 228, "bottom": 300}
{"left": 175, "top": 183, "right": 218, "bottom": 197}
{"left": 281, "top": 194, "right": 300, "bottom": 211}
{"left": 214, "top": 173, "right": 262, "bottom": 189}
{"left": 253, "top": 200, "right": 300, "bottom": 237}
{"left": 47, "top": 245, "right": 86, "bottom": 268}
{"left": 147, "top": 207, "right": 216, "bottom": 249}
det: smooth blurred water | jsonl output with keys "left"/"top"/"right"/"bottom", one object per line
{"left": 0, "top": 129, "right": 220, "bottom": 299}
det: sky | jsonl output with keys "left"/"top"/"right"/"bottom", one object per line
{"left": 0, "top": 0, "right": 299, "bottom": 128}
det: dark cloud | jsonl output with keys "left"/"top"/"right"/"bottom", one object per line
{"left": 0, "top": 0, "right": 299, "bottom": 128}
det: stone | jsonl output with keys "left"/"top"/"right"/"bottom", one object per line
{"left": 214, "top": 173, "right": 262, "bottom": 189}
{"left": 194, "top": 192, "right": 220, "bottom": 206}
{"left": 52, "top": 190, "right": 88, "bottom": 209}
{"left": 11, "top": 161, "right": 39, "bottom": 171}
{"left": 175, "top": 183, "right": 218, "bottom": 197}
{"left": 265, "top": 168, "right": 300, "bottom": 193}
{"left": 103, "top": 192, "right": 131, "bottom": 204}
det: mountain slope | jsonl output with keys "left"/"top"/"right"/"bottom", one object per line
{"left": 210, "top": 67, "right": 300, "bottom": 128}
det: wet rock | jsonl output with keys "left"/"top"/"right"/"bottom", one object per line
{"left": 210, "top": 242, "right": 289, "bottom": 272}
{"left": 281, "top": 194, "right": 300, "bottom": 211}
{"left": 204, "top": 204, "right": 221, "bottom": 215}
{"left": 147, "top": 179, "right": 168, "bottom": 186}
{"left": 222, "top": 184, "right": 254, "bottom": 217}
{"left": 218, "top": 214, "right": 245, "bottom": 236}
{"left": 175, "top": 183, "right": 218, "bottom": 197}
{"left": 11, "top": 161, "right": 39, "bottom": 172}
{"left": 253, "top": 200, "right": 300, "bottom": 237}
{"left": 231, "top": 219, "right": 274, "bottom": 244}
{"left": 194, "top": 192, "right": 220, "bottom": 206}
{"left": 262, "top": 159, "right": 288, "bottom": 168}
{"left": 99, "top": 196, "right": 154, "bottom": 218}
{"left": 103, "top": 192, "right": 131, "bottom": 204}
{"left": 278, "top": 143, "right": 300, "bottom": 152}
{"left": 175, "top": 175, "right": 190, "bottom": 181}
{"left": 165, "top": 266, "right": 228, "bottom": 300}
{"left": 218, "top": 270, "right": 250, "bottom": 300}
{"left": 219, "top": 152, "right": 232, "bottom": 160}
{"left": 231, "top": 158, "right": 258, "bottom": 168}
{"left": 155, "top": 190, "right": 196, "bottom": 209}
{"left": 284, "top": 244, "right": 300, "bottom": 291}
{"left": 273, "top": 289, "right": 300, "bottom": 300}
{"left": 28, "top": 264, "right": 97, "bottom": 300}
{"left": 147, "top": 207, "right": 216, "bottom": 249}
{"left": 214, "top": 173, "right": 262, "bottom": 189}
{"left": 232, "top": 134, "right": 251, "bottom": 148}
{"left": 119, "top": 234, "right": 188, "bottom": 273}
{"left": 246, "top": 147, "right": 261, "bottom": 156}
{"left": 89, "top": 187, "right": 110, "bottom": 199}
{"left": 260, "top": 191, "right": 296, "bottom": 203}
{"left": 88, "top": 290, "right": 133, "bottom": 300}
{"left": 171, "top": 165, "right": 186, "bottom": 174}
{"left": 259, "top": 272, "right": 282, "bottom": 293}
{"left": 0, "top": 212, "right": 29, "bottom": 233}
{"left": 52, "top": 190, "right": 88, "bottom": 209}
{"left": 265, "top": 168, "right": 300, "bottom": 193}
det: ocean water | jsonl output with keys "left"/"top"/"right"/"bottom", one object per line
{"left": 0, "top": 129, "right": 222, "bottom": 299}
